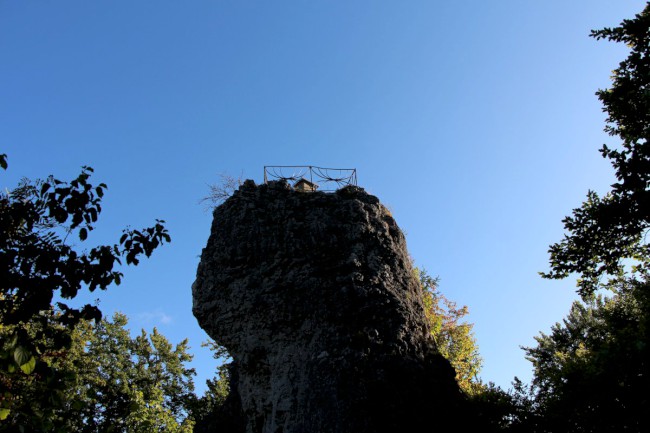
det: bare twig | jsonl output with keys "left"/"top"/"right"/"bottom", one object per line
{"left": 200, "top": 172, "right": 244, "bottom": 210}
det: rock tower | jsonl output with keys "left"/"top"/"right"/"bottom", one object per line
{"left": 192, "top": 180, "right": 467, "bottom": 433}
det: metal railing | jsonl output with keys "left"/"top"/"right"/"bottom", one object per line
{"left": 263, "top": 166, "right": 357, "bottom": 192}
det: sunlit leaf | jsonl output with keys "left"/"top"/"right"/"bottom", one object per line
{"left": 19, "top": 356, "right": 36, "bottom": 375}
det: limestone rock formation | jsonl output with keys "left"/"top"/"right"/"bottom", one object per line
{"left": 192, "top": 180, "right": 468, "bottom": 433}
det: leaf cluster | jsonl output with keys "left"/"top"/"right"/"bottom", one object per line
{"left": 2, "top": 313, "right": 197, "bottom": 432}
{"left": 521, "top": 274, "right": 650, "bottom": 432}
{"left": 518, "top": 5, "right": 650, "bottom": 431}
{"left": 64, "top": 314, "right": 196, "bottom": 433}
{"left": 543, "top": 4, "right": 650, "bottom": 298}
{"left": 0, "top": 155, "right": 170, "bottom": 430}
{"left": 416, "top": 268, "right": 483, "bottom": 394}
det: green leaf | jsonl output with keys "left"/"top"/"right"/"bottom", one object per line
{"left": 0, "top": 408, "right": 10, "bottom": 421}
{"left": 19, "top": 356, "right": 36, "bottom": 375}
{"left": 13, "top": 346, "right": 31, "bottom": 367}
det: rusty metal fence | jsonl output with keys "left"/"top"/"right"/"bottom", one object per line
{"left": 263, "top": 166, "right": 357, "bottom": 192}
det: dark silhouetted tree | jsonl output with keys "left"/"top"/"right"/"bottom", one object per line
{"left": 528, "top": 5, "right": 650, "bottom": 431}
{"left": 524, "top": 271, "right": 650, "bottom": 432}
{"left": 543, "top": 4, "right": 650, "bottom": 298}
{"left": 0, "top": 154, "right": 170, "bottom": 431}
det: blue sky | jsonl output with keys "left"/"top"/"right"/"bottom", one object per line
{"left": 2, "top": 0, "right": 646, "bottom": 393}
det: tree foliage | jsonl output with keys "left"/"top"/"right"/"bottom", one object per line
{"left": 416, "top": 268, "right": 483, "bottom": 394}
{"left": 522, "top": 6, "right": 650, "bottom": 431}
{"left": 0, "top": 154, "right": 170, "bottom": 430}
{"left": 522, "top": 271, "right": 650, "bottom": 432}
{"left": 468, "top": 378, "right": 544, "bottom": 433}
{"left": 543, "top": 4, "right": 650, "bottom": 297}
{"left": 191, "top": 340, "right": 233, "bottom": 432}
{"left": 1, "top": 313, "right": 197, "bottom": 432}
{"left": 68, "top": 313, "right": 196, "bottom": 433}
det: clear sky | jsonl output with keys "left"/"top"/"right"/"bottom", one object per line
{"left": 2, "top": 0, "right": 646, "bottom": 393}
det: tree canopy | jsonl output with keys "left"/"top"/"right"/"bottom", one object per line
{"left": 1, "top": 312, "right": 197, "bottom": 432}
{"left": 521, "top": 270, "right": 650, "bottom": 432}
{"left": 543, "top": 4, "right": 650, "bottom": 298}
{"left": 416, "top": 268, "right": 483, "bottom": 394}
{"left": 0, "top": 154, "right": 170, "bottom": 430}
{"left": 521, "top": 5, "right": 650, "bottom": 431}
{"left": 64, "top": 313, "right": 196, "bottom": 433}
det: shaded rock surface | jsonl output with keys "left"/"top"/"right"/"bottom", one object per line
{"left": 193, "top": 180, "right": 468, "bottom": 433}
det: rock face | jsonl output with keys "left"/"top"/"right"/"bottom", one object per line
{"left": 193, "top": 180, "right": 466, "bottom": 433}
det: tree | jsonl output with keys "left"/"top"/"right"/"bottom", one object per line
{"left": 523, "top": 272, "right": 650, "bottom": 432}
{"left": 66, "top": 313, "right": 196, "bottom": 433}
{"left": 516, "top": 6, "right": 650, "bottom": 431}
{"left": 467, "top": 277, "right": 650, "bottom": 433}
{"left": 468, "top": 378, "right": 543, "bottom": 433}
{"left": 2, "top": 313, "right": 196, "bottom": 432}
{"left": 195, "top": 340, "right": 231, "bottom": 413}
{"left": 543, "top": 4, "right": 650, "bottom": 298}
{"left": 0, "top": 154, "right": 170, "bottom": 430}
{"left": 191, "top": 340, "right": 243, "bottom": 433}
{"left": 416, "top": 268, "right": 483, "bottom": 394}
